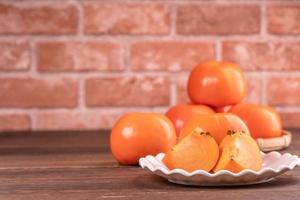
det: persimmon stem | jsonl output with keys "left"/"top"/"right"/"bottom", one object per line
{"left": 192, "top": 127, "right": 212, "bottom": 137}
{"left": 227, "top": 130, "right": 246, "bottom": 135}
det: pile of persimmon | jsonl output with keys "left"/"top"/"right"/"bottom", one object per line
{"left": 110, "top": 60, "right": 283, "bottom": 173}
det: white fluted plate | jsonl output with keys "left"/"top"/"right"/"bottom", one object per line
{"left": 139, "top": 152, "right": 300, "bottom": 186}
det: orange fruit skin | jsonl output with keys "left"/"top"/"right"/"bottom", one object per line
{"left": 230, "top": 104, "right": 283, "bottom": 139}
{"left": 165, "top": 104, "right": 215, "bottom": 137}
{"left": 187, "top": 61, "right": 247, "bottom": 107}
{"left": 179, "top": 113, "right": 249, "bottom": 144}
{"left": 110, "top": 113, "right": 177, "bottom": 165}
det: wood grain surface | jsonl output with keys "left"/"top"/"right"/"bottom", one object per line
{"left": 0, "top": 129, "right": 299, "bottom": 200}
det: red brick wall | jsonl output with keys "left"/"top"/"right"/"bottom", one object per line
{"left": 0, "top": 0, "right": 299, "bottom": 131}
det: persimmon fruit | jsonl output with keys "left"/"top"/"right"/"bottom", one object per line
{"left": 179, "top": 113, "right": 250, "bottom": 144}
{"left": 110, "top": 113, "right": 177, "bottom": 165}
{"left": 214, "top": 130, "right": 262, "bottom": 173}
{"left": 230, "top": 104, "right": 283, "bottom": 139}
{"left": 187, "top": 61, "right": 247, "bottom": 107}
{"left": 165, "top": 104, "right": 215, "bottom": 137}
{"left": 163, "top": 127, "right": 219, "bottom": 172}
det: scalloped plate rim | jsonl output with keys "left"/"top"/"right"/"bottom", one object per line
{"left": 139, "top": 151, "right": 300, "bottom": 185}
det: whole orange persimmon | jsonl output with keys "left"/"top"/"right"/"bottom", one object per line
{"left": 165, "top": 104, "right": 215, "bottom": 137}
{"left": 187, "top": 61, "right": 247, "bottom": 107}
{"left": 110, "top": 113, "right": 176, "bottom": 165}
{"left": 230, "top": 104, "right": 283, "bottom": 139}
{"left": 179, "top": 113, "right": 249, "bottom": 144}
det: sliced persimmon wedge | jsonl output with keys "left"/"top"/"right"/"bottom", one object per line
{"left": 163, "top": 127, "right": 219, "bottom": 172}
{"left": 213, "top": 130, "right": 262, "bottom": 173}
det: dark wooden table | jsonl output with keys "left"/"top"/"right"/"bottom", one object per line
{"left": 0, "top": 129, "right": 299, "bottom": 200}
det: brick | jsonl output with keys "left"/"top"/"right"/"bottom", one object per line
{"left": 85, "top": 76, "right": 170, "bottom": 107}
{"left": 177, "top": 5, "right": 260, "bottom": 35}
{"left": 0, "top": 114, "right": 31, "bottom": 132}
{"left": 0, "top": 41, "right": 30, "bottom": 71}
{"left": 84, "top": 3, "right": 169, "bottom": 35}
{"left": 36, "top": 111, "right": 124, "bottom": 130}
{"left": 223, "top": 41, "right": 300, "bottom": 71}
{"left": 37, "top": 41, "right": 123, "bottom": 72}
{"left": 268, "top": 6, "right": 300, "bottom": 34}
{"left": 130, "top": 41, "right": 215, "bottom": 71}
{"left": 280, "top": 112, "right": 300, "bottom": 128}
{"left": 0, "top": 3, "right": 78, "bottom": 34}
{"left": 244, "top": 74, "right": 261, "bottom": 104}
{"left": 267, "top": 76, "right": 300, "bottom": 106}
{"left": 0, "top": 77, "right": 78, "bottom": 108}
{"left": 175, "top": 75, "right": 190, "bottom": 104}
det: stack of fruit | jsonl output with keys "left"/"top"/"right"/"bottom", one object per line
{"left": 110, "top": 61, "right": 285, "bottom": 173}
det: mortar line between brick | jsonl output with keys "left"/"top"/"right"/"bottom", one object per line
{"left": 2, "top": 0, "right": 300, "bottom": 9}
{"left": 0, "top": 110, "right": 35, "bottom": 115}
{"left": 0, "top": 107, "right": 170, "bottom": 113}
{"left": 1, "top": 34, "right": 300, "bottom": 42}
{"left": 260, "top": 1, "right": 267, "bottom": 39}
{"left": 170, "top": 82, "right": 177, "bottom": 106}
{"left": 77, "top": 77, "right": 86, "bottom": 110}
{"left": 30, "top": 110, "right": 37, "bottom": 130}
{"left": 73, "top": 0, "right": 84, "bottom": 36}
{"left": 0, "top": 35, "right": 277, "bottom": 41}
{"left": 259, "top": 73, "right": 263, "bottom": 105}
{"left": 170, "top": 4, "right": 177, "bottom": 36}
{"left": 29, "top": 38, "right": 38, "bottom": 130}
{"left": 261, "top": 71, "right": 267, "bottom": 105}
{"left": 0, "top": 0, "right": 268, "bottom": 5}
{"left": 215, "top": 41, "right": 222, "bottom": 61}
{"left": 276, "top": 107, "right": 300, "bottom": 112}
{"left": 123, "top": 41, "right": 131, "bottom": 74}
{"left": 29, "top": 40, "right": 37, "bottom": 75}
{"left": 2, "top": 105, "right": 300, "bottom": 114}
{"left": 1, "top": 70, "right": 300, "bottom": 78}
{"left": 66, "top": 0, "right": 300, "bottom": 6}
{"left": 1, "top": 0, "right": 79, "bottom": 4}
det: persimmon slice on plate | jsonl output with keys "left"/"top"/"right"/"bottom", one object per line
{"left": 163, "top": 127, "right": 219, "bottom": 173}
{"left": 213, "top": 130, "right": 262, "bottom": 173}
